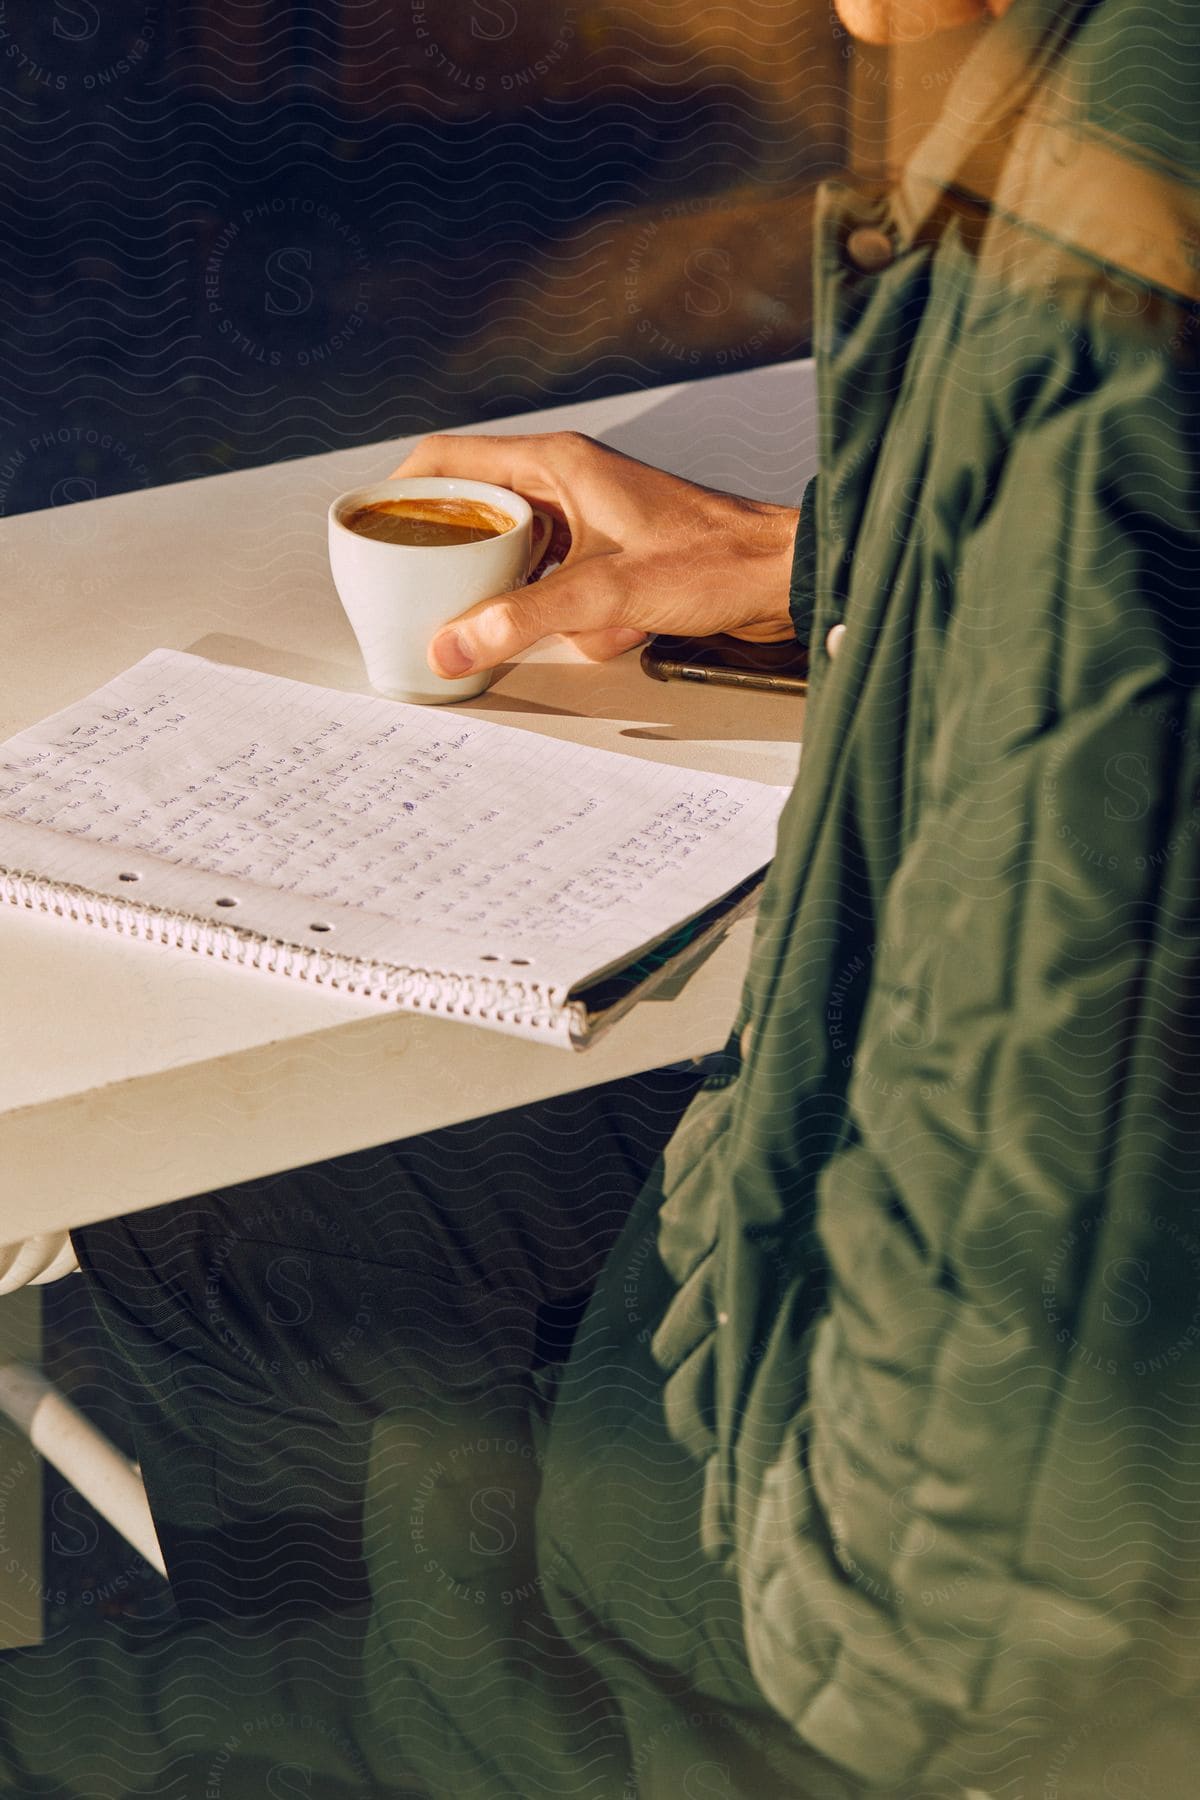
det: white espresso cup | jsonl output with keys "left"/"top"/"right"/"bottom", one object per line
{"left": 328, "top": 477, "right": 553, "bottom": 704}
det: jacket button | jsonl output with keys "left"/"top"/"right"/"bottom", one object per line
{"left": 825, "top": 622, "right": 846, "bottom": 661}
{"left": 845, "top": 226, "right": 894, "bottom": 273}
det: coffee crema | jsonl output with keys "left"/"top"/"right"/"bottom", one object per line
{"left": 344, "top": 497, "right": 515, "bottom": 547}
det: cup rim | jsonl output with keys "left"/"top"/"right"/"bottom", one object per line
{"left": 328, "top": 476, "right": 531, "bottom": 548}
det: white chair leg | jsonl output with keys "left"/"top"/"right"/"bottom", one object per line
{"left": 0, "top": 1363, "right": 166, "bottom": 1578}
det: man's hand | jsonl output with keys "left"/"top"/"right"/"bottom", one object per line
{"left": 389, "top": 431, "right": 799, "bottom": 680}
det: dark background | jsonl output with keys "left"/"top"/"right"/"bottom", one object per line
{"left": 1, "top": 0, "right": 849, "bottom": 520}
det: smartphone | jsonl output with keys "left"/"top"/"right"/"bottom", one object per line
{"left": 640, "top": 633, "right": 808, "bottom": 695}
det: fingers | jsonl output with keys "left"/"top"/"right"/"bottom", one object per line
{"left": 427, "top": 561, "right": 632, "bottom": 678}
{"left": 390, "top": 431, "right": 586, "bottom": 512}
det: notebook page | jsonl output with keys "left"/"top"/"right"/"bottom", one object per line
{"left": 0, "top": 650, "right": 790, "bottom": 993}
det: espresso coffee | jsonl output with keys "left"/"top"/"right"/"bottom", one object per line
{"left": 344, "top": 497, "right": 515, "bottom": 548}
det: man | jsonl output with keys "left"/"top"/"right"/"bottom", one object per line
{"left": 14, "top": 0, "right": 1195, "bottom": 1795}
{"left": 388, "top": 0, "right": 1200, "bottom": 1792}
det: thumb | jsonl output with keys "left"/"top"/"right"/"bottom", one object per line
{"left": 428, "top": 563, "right": 638, "bottom": 678}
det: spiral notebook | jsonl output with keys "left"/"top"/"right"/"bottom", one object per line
{"left": 0, "top": 650, "right": 790, "bottom": 1048}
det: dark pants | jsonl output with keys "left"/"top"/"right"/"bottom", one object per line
{"left": 56, "top": 1065, "right": 704, "bottom": 1797}
{"left": 70, "top": 1065, "right": 702, "bottom": 1622}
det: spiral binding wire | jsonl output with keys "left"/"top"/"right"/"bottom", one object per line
{"left": 0, "top": 864, "right": 577, "bottom": 1042}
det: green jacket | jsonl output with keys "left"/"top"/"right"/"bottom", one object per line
{"left": 538, "top": 0, "right": 1200, "bottom": 1793}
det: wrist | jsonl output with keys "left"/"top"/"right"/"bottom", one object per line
{"left": 732, "top": 500, "right": 803, "bottom": 643}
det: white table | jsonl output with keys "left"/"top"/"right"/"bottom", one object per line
{"left": 0, "top": 357, "right": 816, "bottom": 1646}
{"left": 0, "top": 358, "right": 817, "bottom": 1649}
{"left": 0, "top": 359, "right": 817, "bottom": 1243}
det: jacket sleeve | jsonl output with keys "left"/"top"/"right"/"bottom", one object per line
{"left": 742, "top": 292, "right": 1200, "bottom": 1792}
{"left": 788, "top": 475, "right": 819, "bottom": 645}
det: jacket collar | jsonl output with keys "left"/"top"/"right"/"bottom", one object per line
{"left": 893, "top": 0, "right": 1200, "bottom": 305}
{"left": 893, "top": 0, "right": 1095, "bottom": 245}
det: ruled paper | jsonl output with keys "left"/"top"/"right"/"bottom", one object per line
{"left": 0, "top": 650, "right": 790, "bottom": 991}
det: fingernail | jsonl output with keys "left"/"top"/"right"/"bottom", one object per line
{"left": 432, "top": 630, "right": 474, "bottom": 677}
{"left": 612, "top": 629, "right": 647, "bottom": 650}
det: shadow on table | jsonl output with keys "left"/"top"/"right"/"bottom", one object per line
{"left": 187, "top": 630, "right": 803, "bottom": 754}
{"left": 187, "top": 632, "right": 604, "bottom": 721}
